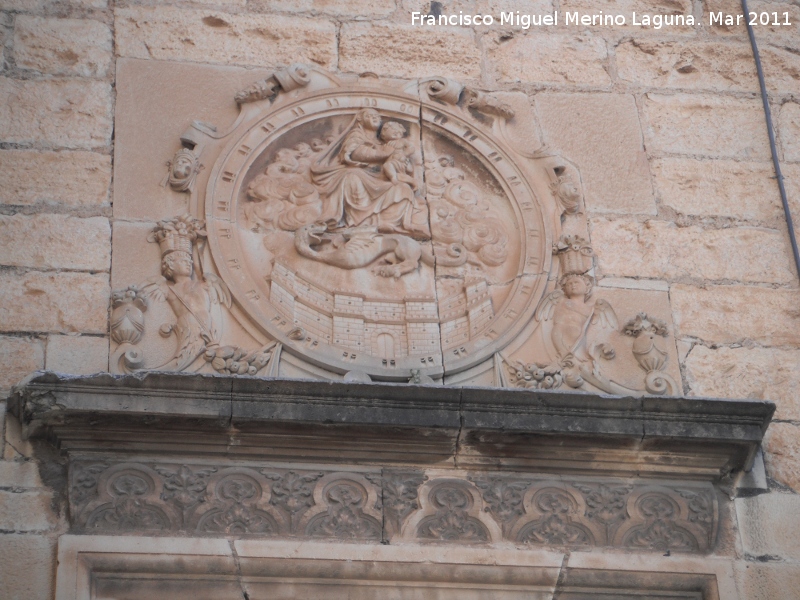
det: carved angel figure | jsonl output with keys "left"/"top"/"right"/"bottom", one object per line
{"left": 536, "top": 273, "right": 617, "bottom": 362}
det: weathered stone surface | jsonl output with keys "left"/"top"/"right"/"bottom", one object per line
{"left": 13, "top": 16, "right": 112, "bottom": 77}
{"left": 114, "top": 59, "right": 272, "bottom": 220}
{"left": 591, "top": 219, "right": 796, "bottom": 284}
{"left": 535, "top": 93, "right": 655, "bottom": 214}
{"left": 643, "top": 93, "right": 771, "bottom": 159}
{"left": 0, "top": 490, "right": 57, "bottom": 531}
{"left": 0, "top": 336, "right": 44, "bottom": 392}
{"left": 46, "top": 334, "right": 108, "bottom": 375}
{"left": 670, "top": 284, "right": 800, "bottom": 345}
{"left": 653, "top": 158, "right": 784, "bottom": 221}
{"left": 110, "top": 221, "right": 161, "bottom": 289}
{"left": 340, "top": 23, "right": 480, "bottom": 80}
{"left": 115, "top": 7, "right": 337, "bottom": 68}
{"left": 487, "top": 33, "right": 610, "bottom": 86}
{"left": 0, "top": 534, "right": 56, "bottom": 600}
{"left": 780, "top": 101, "right": 800, "bottom": 162}
{"left": 685, "top": 345, "right": 800, "bottom": 420}
{"left": 250, "top": 0, "right": 394, "bottom": 15}
{"left": 736, "top": 493, "right": 800, "bottom": 560}
{"left": 734, "top": 561, "right": 800, "bottom": 600}
{"left": 561, "top": 0, "right": 693, "bottom": 30}
{"left": 477, "top": 0, "right": 554, "bottom": 19}
{"left": 616, "top": 39, "right": 758, "bottom": 92}
{"left": 705, "top": 0, "right": 800, "bottom": 43}
{"left": 0, "top": 460, "right": 42, "bottom": 489}
{"left": 0, "top": 78, "right": 112, "bottom": 149}
{"left": 0, "top": 150, "right": 111, "bottom": 207}
{"left": 3, "top": 0, "right": 105, "bottom": 9}
{"left": 0, "top": 272, "right": 109, "bottom": 334}
{"left": 764, "top": 423, "right": 800, "bottom": 492}
{"left": 0, "top": 214, "right": 110, "bottom": 271}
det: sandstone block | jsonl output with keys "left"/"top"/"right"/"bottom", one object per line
{"left": 487, "top": 33, "right": 610, "bottom": 86}
{"left": 780, "top": 101, "right": 800, "bottom": 162}
{"left": 535, "top": 93, "right": 655, "bottom": 214}
{"left": 340, "top": 23, "right": 480, "bottom": 80}
{"left": 46, "top": 334, "right": 108, "bottom": 375}
{"left": 616, "top": 39, "right": 758, "bottom": 92}
{"left": 561, "top": 0, "right": 693, "bottom": 30}
{"left": 736, "top": 493, "right": 800, "bottom": 560}
{"left": 684, "top": 345, "right": 800, "bottom": 420}
{"left": 250, "top": 0, "right": 394, "bottom": 16}
{"left": 0, "top": 78, "right": 112, "bottom": 149}
{"left": 0, "top": 272, "right": 109, "bottom": 334}
{"left": 0, "top": 534, "right": 56, "bottom": 600}
{"left": 734, "top": 561, "right": 800, "bottom": 600}
{"left": 0, "top": 214, "right": 110, "bottom": 271}
{"left": 0, "top": 490, "right": 57, "bottom": 531}
{"left": 670, "top": 284, "right": 800, "bottom": 345}
{"left": 705, "top": 0, "right": 800, "bottom": 44}
{"left": 0, "top": 150, "right": 110, "bottom": 207}
{"left": 477, "top": 0, "right": 554, "bottom": 17}
{"left": 764, "top": 423, "right": 800, "bottom": 493}
{"left": 0, "top": 460, "right": 42, "bottom": 489}
{"left": 115, "top": 7, "right": 337, "bottom": 69}
{"left": 0, "top": 336, "right": 44, "bottom": 391}
{"left": 591, "top": 219, "right": 796, "bottom": 284}
{"left": 643, "top": 93, "right": 771, "bottom": 159}
{"left": 13, "top": 16, "right": 112, "bottom": 77}
{"left": 652, "top": 158, "right": 784, "bottom": 221}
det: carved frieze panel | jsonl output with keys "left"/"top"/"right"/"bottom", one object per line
{"left": 111, "top": 63, "right": 682, "bottom": 394}
{"left": 70, "top": 461, "right": 718, "bottom": 553}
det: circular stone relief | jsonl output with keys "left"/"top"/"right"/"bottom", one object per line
{"left": 205, "top": 89, "right": 549, "bottom": 379}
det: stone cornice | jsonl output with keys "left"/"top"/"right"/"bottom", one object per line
{"left": 8, "top": 372, "right": 774, "bottom": 483}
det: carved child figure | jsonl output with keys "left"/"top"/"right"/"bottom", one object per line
{"left": 550, "top": 274, "right": 596, "bottom": 359}
{"left": 379, "top": 121, "right": 417, "bottom": 188}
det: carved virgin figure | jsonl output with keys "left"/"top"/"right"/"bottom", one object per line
{"left": 311, "top": 108, "right": 429, "bottom": 238}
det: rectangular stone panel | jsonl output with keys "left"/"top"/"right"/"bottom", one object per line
{"left": 534, "top": 93, "right": 656, "bottom": 214}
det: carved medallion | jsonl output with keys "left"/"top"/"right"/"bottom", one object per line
{"left": 200, "top": 73, "right": 549, "bottom": 379}
{"left": 111, "top": 65, "right": 684, "bottom": 392}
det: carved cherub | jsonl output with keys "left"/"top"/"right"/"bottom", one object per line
{"left": 536, "top": 272, "right": 618, "bottom": 361}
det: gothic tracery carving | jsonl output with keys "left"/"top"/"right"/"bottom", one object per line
{"left": 69, "top": 461, "right": 717, "bottom": 553}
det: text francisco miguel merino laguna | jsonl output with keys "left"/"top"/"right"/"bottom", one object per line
{"left": 411, "top": 10, "right": 793, "bottom": 28}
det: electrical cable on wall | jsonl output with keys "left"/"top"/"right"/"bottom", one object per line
{"left": 742, "top": 0, "right": 800, "bottom": 281}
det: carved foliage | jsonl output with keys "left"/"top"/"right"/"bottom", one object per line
{"left": 471, "top": 476, "right": 529, "bottom": 535}
{"left": 382, "top": 471, "right": 427, "bottom": 535}
{"left": 69, "top": 462, "right": 718, "bottom": 553}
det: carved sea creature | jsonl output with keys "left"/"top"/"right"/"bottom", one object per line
{"left": 294, "top": 223, "right": 467, "bottom": 278}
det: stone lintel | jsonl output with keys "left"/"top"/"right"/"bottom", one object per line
{"left": 7, "top": 372, "right": 773, "bottom": 482}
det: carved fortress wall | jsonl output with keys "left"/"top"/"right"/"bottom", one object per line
{"left": 0, "top": 0, "right": 799, "bottom": 598}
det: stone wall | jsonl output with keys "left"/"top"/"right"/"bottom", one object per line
{"left": 0, "top": 0, "right": 799, "bottom": 598}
